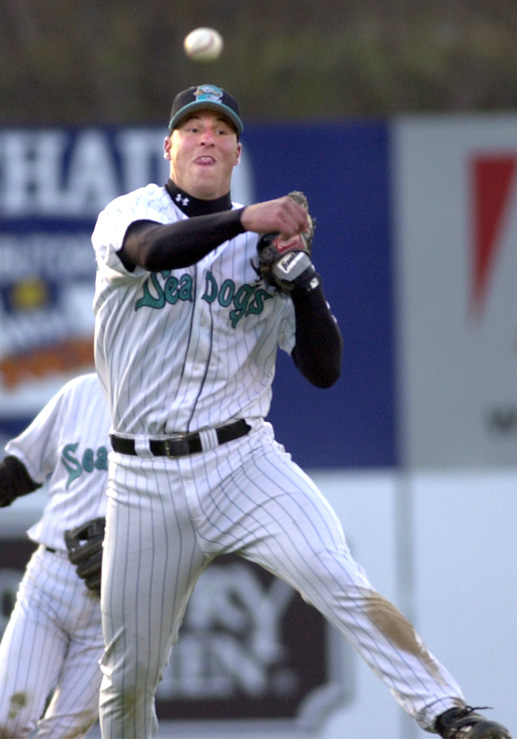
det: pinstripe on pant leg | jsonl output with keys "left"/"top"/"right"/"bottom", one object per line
{"left": 180, "top": 422, "right": 465, "bottom": 731}
{"left": 99, "top": 455, "right": 209, "bottom": 739}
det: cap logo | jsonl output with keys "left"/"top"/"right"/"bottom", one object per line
{"left": 194, "top": 85, "right": 224, "bottom": 104}
{"left": 168, "top": 84, "right": 243, "bottom": 136}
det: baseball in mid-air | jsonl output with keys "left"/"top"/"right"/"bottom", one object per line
{"left": 184, "top": 27, "right": 224, "bottom": 63}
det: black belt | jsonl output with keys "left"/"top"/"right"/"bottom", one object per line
{"left": 110, "top": 419, "right": 250, "bottom": 458}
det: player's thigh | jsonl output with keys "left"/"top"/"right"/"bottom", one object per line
{"left": 243, "top": 437, "right": 346, "bottom": 548}
{"left": 102, "top": 465, "right": 208, "bottom": 682}
{"left": 103, "top": 474, "right": 206, "bottom": 624}
{"left": 199, "top": 425, "right": 346, "bottom": 553}
{"left": 235, "top": 442, "right": 371, "bottom": 603}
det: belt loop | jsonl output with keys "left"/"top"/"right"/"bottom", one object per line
{"left": 134, "top": 436, "right": 153, "bottom": 458}
{"left": 198, "top": 427, "right": 219, "bottom": 452}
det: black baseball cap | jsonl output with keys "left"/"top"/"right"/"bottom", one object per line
{"left": 168, "top": 84, "right": 244, "bottom": 137}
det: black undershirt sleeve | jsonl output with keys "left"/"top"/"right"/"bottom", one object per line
{"left": 291, "top": 284, "right": 343, "bottom": 388}
{"left": 119, "top": 208, "right": 246, "bottom": 272}
{"left": 0, "top": 455, "right": 42, "bottom": 508}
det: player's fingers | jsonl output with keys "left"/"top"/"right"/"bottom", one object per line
{"left": 278, "top": 196, "right": 308, "bottom": 231}
{"left": 241, "top": 198, "right": 308, "bottom": 236}
{"left": 278, "top": 212, "right": 310, "bottom": 240}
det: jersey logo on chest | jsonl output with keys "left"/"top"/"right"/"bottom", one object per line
{"left": 135, "top": 269, "right": 273, "bottom": 327}
{"left": 62, "top": 443, "right": 108, "bottom": 489}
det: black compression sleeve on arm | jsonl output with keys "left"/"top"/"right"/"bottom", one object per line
{"left": 0, "top": 455, "right": 42, "bottom": 508}
{"left": 122, "top": 208, "right": 246, "bottom": 271}
{"left": 291, "top": 284, "right": 343, "bottom": 388}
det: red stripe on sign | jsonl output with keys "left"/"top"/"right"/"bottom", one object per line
{"left": 471, "top": 155, "right": 516, "bottom": 316}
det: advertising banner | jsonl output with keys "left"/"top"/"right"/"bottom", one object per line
{"left": 394, "top": 114, "right": 517, "bottom": 467}
{"left": 0, "top": 123, "right": 396, "bottom": 469}
{"left": 0, "top": 128, "right": 167, "bottom": 425}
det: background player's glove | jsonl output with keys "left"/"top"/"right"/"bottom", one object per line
{"left": 64, "top": 517, "right": 105, "bottom": 596}
{"left": 255, "top": 191, "right": 320, "bottom": 294}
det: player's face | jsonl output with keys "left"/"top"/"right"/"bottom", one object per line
{"left": 165, "top": 111, "right": 242, "bottom": 200}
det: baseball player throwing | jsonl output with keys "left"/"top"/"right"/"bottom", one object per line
{"left": 92, "top": 84, "right": 511, "bottom": 739}
{"left": 0, "top": 373, "right": 109, "bottom": 737}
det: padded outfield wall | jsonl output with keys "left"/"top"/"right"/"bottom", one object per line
{"left": 0, "top": 117, "right": 515, "bottom": 738}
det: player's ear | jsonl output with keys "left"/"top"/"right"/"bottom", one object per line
{"left": 234, "top": 142, "right": 242, "bottom": 166}
{"left": 164, "top": 135, "right": 172, "bottom": 161}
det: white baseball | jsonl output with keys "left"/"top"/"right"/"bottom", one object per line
{"left": 183, "top": 28, "right": 224, "bottom": 63}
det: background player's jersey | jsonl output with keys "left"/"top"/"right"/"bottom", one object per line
{"left": 92, "top": 184, "right": 296, "bottom": 437}
{"left": 5, "top": 373, "right": 109, "bottom": 550}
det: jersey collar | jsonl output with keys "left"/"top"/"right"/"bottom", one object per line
{"left": 165, "top": 179, "right": 232, "bottom": 216}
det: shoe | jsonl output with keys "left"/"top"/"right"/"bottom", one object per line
{"left": 436, "top": 706, "right": 512, "bottom": 739}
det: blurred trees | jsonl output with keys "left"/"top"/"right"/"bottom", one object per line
{"left": 1, "top": 0, "right": 517, "bottom": 126}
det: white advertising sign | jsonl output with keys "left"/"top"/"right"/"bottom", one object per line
{"left": 394, "top": 114, "right": 517, "bottom": 467}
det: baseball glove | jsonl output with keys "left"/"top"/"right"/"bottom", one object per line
{"left": 64, "top": 517, "right": 105, "bottom": 596}
{"left": 255, "top": 191, "right": 320, "bottom": 294}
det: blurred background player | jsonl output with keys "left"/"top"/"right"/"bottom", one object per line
{"left": 0, "top": 372, "right": 109, "bottom": 738}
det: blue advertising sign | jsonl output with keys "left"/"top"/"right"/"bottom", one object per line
{"left": 245, "top": 122, "right": 396, "bottom": 468}
{"left": 0, "top": 123, "right": 395, "bottom": 469}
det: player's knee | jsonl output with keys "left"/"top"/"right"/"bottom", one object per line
{"left": 37, "top": 712, "right": 98, "bottom": 738}
{"left": 290, "top": 547, "right": 374, "bottom": 608}
{"left": 101, "top": 658, "right": 159, "bottom": 706}
{"left": 0, "top": 691, "right": 36, "bottom": 738}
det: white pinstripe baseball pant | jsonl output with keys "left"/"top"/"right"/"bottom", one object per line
{"left": 0, "top": 545, "right": 104, "bottom": 737}
{"left": 99, "top": 421, "right": 464, "bottom": 738}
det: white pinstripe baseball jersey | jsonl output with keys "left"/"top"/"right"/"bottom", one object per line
{"left": 92, "top": 184, "right": 295, "bottom": 436}
{"left": 5, "top": 372, "right": 110, "bottom": 550}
